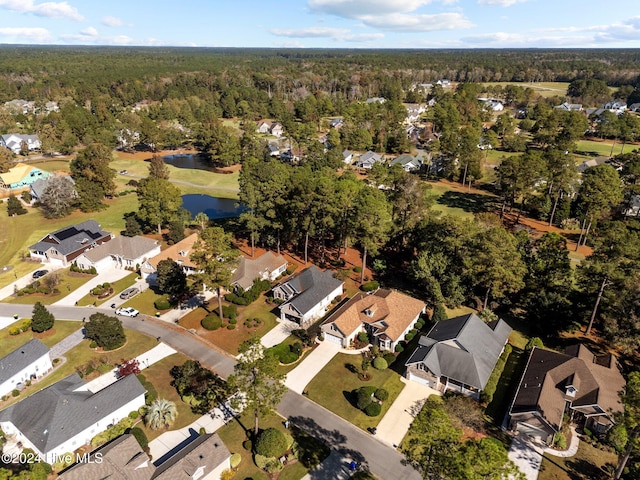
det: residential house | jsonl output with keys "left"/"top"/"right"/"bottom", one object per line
{"left": 604, "top": 101, "right": 627, "bottom": 114}
{"left": 554, "top": 102, "right": 583, "bottom": 112}
{"left": 30, "top": 175, "right": 76, "bottom": 202}
{"left": 59, "top": 432, "right": 231, "bottom": 480}
{"left": 436, "top": 79, "right": 451, "bottom": 87}
{"left": 355, "top": 151, "right": 383, "bottom": 169}
{"left": 578, "top": 156, "right": 608, "bottom": 173}
{"left": 256, "top": 120, "right": 284, "bottom": 137}
{"left": 267, "top": 142, "right": 280, "bottom": 157}
{"left": 405, "top": 313, "right": 512, "bottom": 399}
{"left": 0, "top": 163, "right": 50, "bottom": 190}
{"left": 508, "top": 345, "right": 625, "bottom": 445}
{"left": 141, "top": 233, "right": 200, "bottom": 283}
{"left": 342, "top": 150, "right": 353, "bottom": 164}
{"left": 3, "top": 100, "right": 35, "bottom": 115}
{"left": 0, "top": 339, "right": 52, "bottom": 398}
{"left": 389, "top": 154, "right": 422, "bottom": 172}
{"left": 480, "top": 98, "right": 504, "bottom": 112}
{"left": 329, "top": 118, "right": 344, "bottom": 129}
{"left": 270, "top": 123, "right": 284, "bottom": 137}
{"left": 273, "top": 265, "right": 344, "bottom": 327}
{"left": 74, "top": 236, "right": 160, "bottom": 273}
{"left": 28, "top": 220, "right": 113, "bottom": 266}
{"left": 321, "top": 289, "right": 425, "bottom": 351}
{"left": 232, "top": 251, "right": 288, "bottom": 291}
{"left": 628, "top": 103, "right": 640, "bottom": 112}
{"left": 405, "top": 104, "right": 426, "bottom": 123}
{"left": 0, "top": 373, "right": 146, "bottom": 464}
{"left": 0, "top": 134, "right": 41, "bottom": 155}
{"left": 365, "top": 97, "right": 386, "bottom": 104}
{"left": 623, "top": 194, "right": 640, "bottom": 217}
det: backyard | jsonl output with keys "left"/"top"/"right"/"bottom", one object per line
{"left": 305, "top": 352, "right": 405, "bottom": 431}
{"left": 538, "top": 441, "right": 617, "bottom": 480}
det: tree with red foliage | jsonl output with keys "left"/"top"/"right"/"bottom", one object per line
{"left": 117, "top": 358, "right": 141, "bottom": 378}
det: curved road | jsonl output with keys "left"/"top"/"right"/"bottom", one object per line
{"left": 0, "top": 303, "right": 420, "bottom": 480}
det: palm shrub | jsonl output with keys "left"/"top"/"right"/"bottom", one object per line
{"left": 145, "top": 398, "right": 178, "bottom": 430}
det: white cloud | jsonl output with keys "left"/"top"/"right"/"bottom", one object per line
{"left": 101, "top": 15, "right": 123, "bottom": 27}
{"left": 271, "top": 26, "right": 383, "bottom": 42}
{"left": 308, "top": 0, "right": 435, "bottom": 18}
{"left": 361, "top": 12, "right": 473, "bottom": 31}
{"left": 477, "top": 0, "right": 527, "bottom": 6}
{"left": 0, "top": 0, "right": 84, "bottom": 21}
{"left": 80, "top": 26, "right": 98, "bottom": 36}
{"left": 0, "top": 27, "right": 52, "bottom": 42}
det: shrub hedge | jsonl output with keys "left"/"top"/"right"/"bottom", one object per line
{"left": 255, "top": 428, "right": 288, "bottom": 458}
{"left": 360, "top": 281, "right": 380, "bottom": 292}
{"left": 480, "top": 344, "right": 512, "bottom": 404}
{"left": 373, "top": 357, "right": 388, "bottom": 370}
{"left": 201, "top": 314, "right": 222, "bottom": 330}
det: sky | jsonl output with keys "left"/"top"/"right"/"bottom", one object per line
{"left": 0, "top": 0, "right": 639, "bottom": 49}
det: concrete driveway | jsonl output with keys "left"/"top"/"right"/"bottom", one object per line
{"left": 508, "top": 434, "right": 543, "bottom": 480}
{"left": 285, "top": 341, "right": 341, "bottom": 393}
{"left": 375, "top": 378, "right": 440, "bottom": 448}
{"left": 0, "top": 263, "right": 64, "bottom": 302}
{"left": 260, "top": 318, "right": 299, "bottom": 348}
{"left": 52, "top": 267, "right": 132, "bottom": 306}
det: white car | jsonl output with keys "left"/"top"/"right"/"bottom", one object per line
{"left": 115, "top": 307, "right": 139, "bottom": 317}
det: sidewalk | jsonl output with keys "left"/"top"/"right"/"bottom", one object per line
{"left": 375, "top": 378, "right": 439, "bottom": 448}
{"left": 84, "top": 342, "right": 177, "bottom": 393}
{"left": 158, "top": 290, "right": 215, "bottom": 324}
{"left": 544, "top": 426, "right": 579, "bottom": 458}
{"left": 285, "top": 341, "right": 341, "bottom": 394}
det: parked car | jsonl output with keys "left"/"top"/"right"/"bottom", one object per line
{"left": 32, "top": 269, "right": 48, "bottom": 279}
{"left": 119, "top": 170, "right": 128, "bottom": 175}
{"left": 115, "top": 307, "right": 139, "bottom": 317}
{"left": 119, "top": 287, "right": 140, "bottom": 300}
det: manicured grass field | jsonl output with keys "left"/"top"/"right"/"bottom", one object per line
{"left": 0, "top": 319, "right": 82, "bottom": 352}
{"left": 76, "top": 272, "right": 138, "bottom": 307}
{"left": 216, "top": 411, "right": 330, "bottom": 480}
{"left": 3, "top": 269, "right": 95, "bottom": 304}
{"left": 121, "top": 287, "right": 168, "bottom": 316}
{"left": 575, "top": 139, "right": 639, "bottom": 159}
{"left": 305, "top": 352, "right": 405, "bottom": 431}
{"left": 134, "top": 352, "right": 202, "bottom": 442}
{"left": 538, "top": 441, "right": 617, "bottom": 480}
{"left": 481, "top": 82, "right": 570, "bottom": 98}
{"left": 428, "top": 181, "right": 498, "bottom": 219}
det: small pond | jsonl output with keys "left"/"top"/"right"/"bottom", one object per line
{"left": 163, "top": 153, "right": 213, "bottom": 171}
{"left": 181, "top": 194, "right": 244, "bottom": 219}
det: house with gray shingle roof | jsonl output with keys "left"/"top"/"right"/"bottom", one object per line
{"left": 30, "top": 175, "right": 76, "bottom": 202}
{"left": 389, "top": 154, "right": 422, "bottom": 172}
{"left": 59, "top": 432, "right": 231, "bottom": 480}
{"left": 0, "top": 339, "right": 52, "bottom": 398}
{"left": 273, "top": 265, "right": 344, "bottom": 327}
{"left": 355, "top": 151, "right": 383, "bottom": 169}
{"left": 405, "top": 313, "right": 511, "bottom": 399}
{"left": 74, "top": 236, "right": 160, "bottom": 273}
{"left": 28, "top": 220, "right": 113, "bottom": 266}
{"left": 231, "top": 251, "right": 287, "bottom": 291}
{"left": 0, "top": 373, "right": 146, "bottom": 464}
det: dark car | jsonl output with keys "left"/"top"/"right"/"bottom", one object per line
{"left": 32, "top": 270, "right": 47, "bottom": 279}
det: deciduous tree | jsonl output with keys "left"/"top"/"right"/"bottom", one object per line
{"left": 84, "top": 313, "right": 126, "bottom": 350}
{"left": 40, "top": 176, "right": 76, "bottom": 218}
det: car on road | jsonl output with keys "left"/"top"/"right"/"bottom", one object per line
{"left": 119, "top": 169, "right": 128, "bottom": 175}
{"left": 115, "top": 307, "right": 139, "bottom": 317}
{"left": 119, "top": 287, "right": 140, "bottom": 300}
{"left": 32, "top": 269, "right": 48, "bottom": 279}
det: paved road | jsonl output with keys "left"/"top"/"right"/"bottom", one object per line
{"left": 0, "top": 302, "right": 420, "bottom": 480}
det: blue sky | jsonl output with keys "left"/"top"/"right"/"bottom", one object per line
{"left": 0, "top": 0, "right": 639, "bottom": 48}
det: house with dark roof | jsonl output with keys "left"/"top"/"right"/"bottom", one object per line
{"left": 508, "top": 345, "right": 625, "bottom": 445}
{"left": 28, "top": 220, "right": 113, "bottom": 266}
{"left": 141, "top": 233, "right": 201, "bottom": 284}
{"left": 0, "top": 339, "right": 52, "bottom": 398}
{"left": 59, "top": 432, "right": 231, "bottom": 480}
{"left": 389, "top": 154, "right": 422, "bottom": 172}
{"left": 321, "top": 289, "right": 425, "bottom": 351}
{"left": 74, "top": 236, "right": 160, "bottom": 273}
{"left": 405, "top": 313, "right": 512, "bottom": 399}
{"left": 29, "top": 175, "right": 76, "bottom": 202}
{"left": 0, "top": 373, "right": 145, "bottom": 464}
{"left": 231, "top": 251, "right": 287, "bottom": 291}
{"left": 273, "top": 265, "right": 344, "bottom": 327}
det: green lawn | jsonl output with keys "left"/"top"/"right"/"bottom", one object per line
{"left": 538, "top": 441, "right": 617, "bottom": 480}
{"left": 121, "top": 287, "right": 167, "bottom": 316}
{"left": 575, "top": 139, "right": 638, "bottom": 159}
{"left": 428, "top": 181, "right": 498, "bottom": 219}
{"left": 76, "top": 272, "right": 138, "bottom": 306}
{"left": 3, "top": 269, "right": 95, "bottom": 304}
{"left": 481, "top": 82, "right": 570, "bottom": 98}
{"left": 305, "top": 353, "right": 405, "bottom": 431}
{"left": 484, "top": 347, "right": 527, "bottom": 425}
{"left": 0, "top": 319, "right": 82, "bottom": 352}
{"left": 272, "top": 335, "right": 315, "bottom": 375}
{"left": 134, "top": 353, "right": 202, "bottom": 442}
{"left": 216, "top": 411, "right": 330, "bottom": 480}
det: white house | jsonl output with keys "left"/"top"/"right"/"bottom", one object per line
{"left": 342, "top": 150, "right": 353, "bottom": 164}
{"left": 273, "top": 265, "right": 344, "bottom": 327}
{"left": 389, "top": 154, "right": 422, "bottom": 172}
{"left": 0, "top": 134, "right": 41, "bottom": 155}
{"left": 0, "top": 373, "right": 146, "bottom": 464}
{"left": 74, "top": 236, "right": 160, "bottom": 273}
{"left": 355, "top": 151, "right": 383, "bottom": 169}
{"left": 0, "top": 340, "right": 52, "bottom": 398}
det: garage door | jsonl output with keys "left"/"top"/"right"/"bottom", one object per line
{"left": 324, "top": 333, "right": 343, "bottom": 346}
{"left": 408, "top": 372, "right": 432, "bottom": 388}
{"left": 516, "top": 422, "right": 549, "bottom": 442}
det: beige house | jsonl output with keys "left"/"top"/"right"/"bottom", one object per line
{"left": 232, "top": 251, "right": 287, "bottom": 291}
{"left": 141, "top": 233, "right": 200, "bottom": 284}
{"left": 321, "top": 289, "right": 426, "bottom": 351}
{"left": 74, "top": 236, "right": 160, "bottom": 273}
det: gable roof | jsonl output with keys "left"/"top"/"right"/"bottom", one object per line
{"left": 59, "top": 434, "right": 153, "bottom": 480}
{"left": 153, "top": 433, "right": 230, "bottom": 479}
{"left": 146, "top": 233, "right": 199, "bottom": 271}
{"left": 406, "top": 313, "right": 512, "bottom": 390}
{"left": 29, "top": 220, "right": 111, "bottom": 256}
{"left": 280, "top": 265, "right": 343, "bottom": 316}
{"left": 322, "top": 289, "right": 425, "bottom": 341}
{"left": 0, "top": 339, "right": 49, "bottom": 385}
{"left": 30, "top": 175, "right": 75, "bottom": 200}
{"left": 80, "top": 236, "right": 158, "bottom": 263}
{"left": 510, "top": 345, "right": 625, "bottom": 431}
{"left": 389, "top": 155, "right": 420, "bottom": 168}
{"left": 0, "top": 373, "right": 145, "bottom": 454}
{"left": 232, "top": 251, "right": 287, "bottom": 291}
{"left": 359, "top": 151, "right": 382, "bottom": 164}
